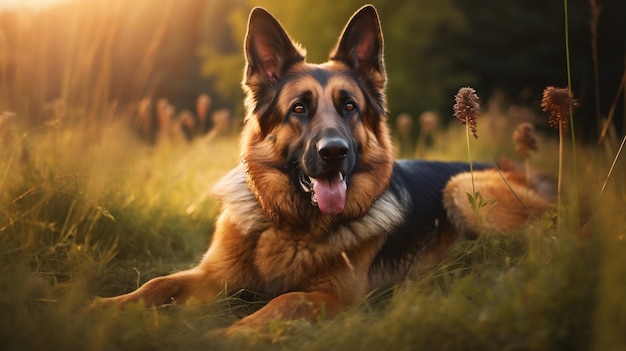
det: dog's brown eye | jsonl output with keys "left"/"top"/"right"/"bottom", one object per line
{"left": 292, "top": 103, "right": 306, "bottom": 114}
{"left": 345, "top": 101, "right": 356, "bottom": 112}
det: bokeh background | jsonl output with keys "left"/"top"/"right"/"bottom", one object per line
{"left": 1, "top": 0, "right": 624, "bottom": 141}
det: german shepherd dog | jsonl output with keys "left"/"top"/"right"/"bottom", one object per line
{"left": 99, "top": 5, "right": 554, "bottom": 332}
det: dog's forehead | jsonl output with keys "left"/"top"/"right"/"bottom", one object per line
{"left": 280, "top": 63, "right": 365, "bottom": 102}
{"left": 303, "top": 62, "right": 347, "bottom": 85}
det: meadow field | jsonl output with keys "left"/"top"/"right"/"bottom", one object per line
{"left": 1, "top": 105, "right": 625, "bottom": 350}
{"left": 1, "top": 1, "right": 626, "bottom": 350}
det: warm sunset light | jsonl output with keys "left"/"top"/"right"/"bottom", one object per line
{"left": 0, "top": 0, "right": 72, "bottom": 11}
{"left": 0, "top": 1, "right": 625, "bottom": 348}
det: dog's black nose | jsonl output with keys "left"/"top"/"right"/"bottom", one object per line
{"left": 317, "top": 137, "right": 349, "bottom": 165}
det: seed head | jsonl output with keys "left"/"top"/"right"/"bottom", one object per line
{"left": 196, "top": 93, "right": 211, "bottom": 122}
{"left": 513, "top": 122, "right": 538, "bottom": 159}
{"left": 419, "top": 111, "right": 438, "bottom": 134}
{"left": 540, "top": 86, "right": 579, "bottom": 130}
{"left": 453, "top": 87, "right": 480, "bottom": 139}
{"left": 395, "top": 113, "right": 412, "bottom": 137}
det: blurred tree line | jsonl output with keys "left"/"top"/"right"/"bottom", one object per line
{"left": 0, "top": 0, "right": 624, "bottom": 139}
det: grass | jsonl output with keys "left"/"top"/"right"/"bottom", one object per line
{"left": 1, "top": 111, "right": 625, "bottom": 350}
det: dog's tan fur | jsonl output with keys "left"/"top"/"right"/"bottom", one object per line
{"left": 444, "top": 169, "right": 554, "bottom": 239}
{"left": 97, "top": 6, "right": 555, "bottom": 333}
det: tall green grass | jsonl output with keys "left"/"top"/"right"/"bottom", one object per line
{"left": 1, "top": 113, "right": 625, "bottom": 350}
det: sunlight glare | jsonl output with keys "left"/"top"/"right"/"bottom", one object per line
{"left": 0, "top": 0, "right": 73, "bottom": 12}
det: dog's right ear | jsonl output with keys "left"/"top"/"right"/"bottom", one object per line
{"left": 243, "top": 7, "right": 305, "bottom": 87}
{"left": 331, "top": 5, "right": 385, "bottom": 91}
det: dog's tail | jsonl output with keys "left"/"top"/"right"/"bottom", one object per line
{"left": 443, "top": 160, "right": 556, "bottom": 239}
{"left": 496, "top": 158, "right": 558, "bottom": 203}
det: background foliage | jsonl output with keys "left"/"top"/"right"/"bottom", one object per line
{"left": 0, "top": 0, "right": 624, "bottom": 137}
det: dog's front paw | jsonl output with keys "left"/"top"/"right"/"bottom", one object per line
{"left": 89, "top": 293, "right": 155, "bottom": 310}
{"left": 88, "top": 295, "right": 125, "bottom": 310}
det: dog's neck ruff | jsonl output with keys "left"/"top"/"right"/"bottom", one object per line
{"left": 215, "top": 163, "right": 407, "bottom": 241}
{"left": 240, "top": 159, "right": 277, "bottom": 221}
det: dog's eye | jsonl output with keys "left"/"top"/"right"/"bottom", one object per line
{"left": 345, "top": 101, "right": 356, "bottom": 112}
{"left": 292, "top": 103, "right": 306, "bottom": 114}
{"left": 344, "top": 101, "right": 357, "bottom": 112}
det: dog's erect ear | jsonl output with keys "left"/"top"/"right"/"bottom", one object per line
{"left": 331, "top": 5, "right": 387, "bottom": 136}
{"left": 330, "top": 5, "right": 386, "bottom": 90}
{"left": 244, "top": 7, "right": 305, "bottom": 86}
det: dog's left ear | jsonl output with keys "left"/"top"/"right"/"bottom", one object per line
{"left": 244, "top": 7, "right": 305, "bottom": 86}
{"left": 243, "top": 7, "right": 306, "bottom": 136}
{"left": 330, "top": 5, "right": 386, "bottom": 91}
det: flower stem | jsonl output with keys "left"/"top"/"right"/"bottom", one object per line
{"left": 564, "top": 0, "right": 579, "bottom": 224}
{"left": 557, "top": 124, "right": 564, "bottom": 229}
{"left": 466, "top": 121, "right": 475, "bottom": 195}
{"left": 524, "top": 158, "right": 530, "bottom": 202}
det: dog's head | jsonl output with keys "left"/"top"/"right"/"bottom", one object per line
{"left": 240, "top": 5, "right": 393, "bottom": 224}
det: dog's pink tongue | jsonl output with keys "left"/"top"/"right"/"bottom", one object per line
{"left": 312, "top": 174, "right": 346, "bottom": 215}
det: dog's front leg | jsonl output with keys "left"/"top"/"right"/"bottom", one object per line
{"left": 227, "top": 290, "right": 342, "bottom": 333}
{"left": 96, "top": 267, "right": 221, "bottom": 308}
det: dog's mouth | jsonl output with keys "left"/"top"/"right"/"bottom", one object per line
{"left": 299, "top": 171, "right": 347, "bottom": 216}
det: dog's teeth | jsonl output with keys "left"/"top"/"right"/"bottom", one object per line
{"left": 299, "top": 173, "right": 313, "bottom": 193}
